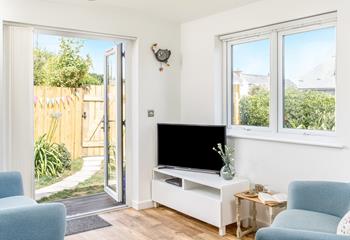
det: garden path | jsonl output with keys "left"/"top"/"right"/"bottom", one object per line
{"left": 35, "top": 156, "right": 102, "bottom": 200}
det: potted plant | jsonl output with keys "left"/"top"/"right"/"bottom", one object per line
{"left": 213, "top": 143, "right": 235, "bottom": 180}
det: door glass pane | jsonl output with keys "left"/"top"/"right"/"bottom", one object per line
{"left": 106, "top": 52, "right": 117, "bottom": 191}
{"left": 283, "top": 27, "right": 336, "bottom": 131}
{"left": 231, "top": 39, "right": 270, "bottom": 127}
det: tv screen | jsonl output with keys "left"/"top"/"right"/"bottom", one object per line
{"left": 157, "top": 123, "right": 226, "bottom": 172}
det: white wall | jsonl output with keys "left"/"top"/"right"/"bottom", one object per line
{"left": 181, "top": 0, "right": 350, "bottom": 192}
{"left": 0, "top": 0, "right": 181, "bottom": 208}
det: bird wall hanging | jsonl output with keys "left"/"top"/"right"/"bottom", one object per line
{"left": 151, "top": 43, "right": 171, "bottom": 72}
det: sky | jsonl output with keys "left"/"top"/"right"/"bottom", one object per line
{"left": 34, "top": 33, "right": 116, "bottom": 75}
{"left": 35, "top": 27, "right": 336, "bottom": 83}
{"left": 232, "top": 26, "right": 336, "bottom": 83}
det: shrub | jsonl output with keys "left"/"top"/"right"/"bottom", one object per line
{"left": 83, "top": 73, "right": 103, "bottom": 85}
{"left": 34, "top": 135, "right": 64, "bottom": 178}
{"left": 55, "top": 143, "right": 72, "bottom": 170}
{"left": 284, "top": 88, "right": 335, "bottom": 131}
{"left": 239, "top": 87, "right": 269, "bottom": 127}
{"left": 239, "top": 87, "right": 335, "bottom": 131}
{"left": 34, "top": 136, "right": 73, "bottom": 178}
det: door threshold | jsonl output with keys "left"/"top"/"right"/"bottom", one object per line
{"left": 67, "top": 204, "right": 128, "bottom": 220}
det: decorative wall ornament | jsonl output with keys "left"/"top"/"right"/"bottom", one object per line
{"left": 151, "top": 43, "right": 171, "bottom": 71}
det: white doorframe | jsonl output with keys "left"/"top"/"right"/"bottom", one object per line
{"left": 1, "top": 22, "right": 137, "bottom": 205}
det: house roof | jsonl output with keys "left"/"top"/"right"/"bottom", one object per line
{"left": 296, "top": 57, "right": 336, "bottom": 90}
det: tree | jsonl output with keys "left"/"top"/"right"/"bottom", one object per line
{"left": 34, "top": 49, "right": 54, "bottom": 85}
{"left": 46, "top": 39, "right": 92, "bottom": 88}
{"left": 82, "top": 73, "right": 104, "bottom": 85}
{"left": 34, "top": 38, "right": 103, "bottom": 87}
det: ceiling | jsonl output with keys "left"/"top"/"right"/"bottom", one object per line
{"left": 45, "top": 0, "right": 262, "bottom": 23}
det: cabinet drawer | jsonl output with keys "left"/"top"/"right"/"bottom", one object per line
{"left": 152, "top": 180, "right": 221, "bottom": 227}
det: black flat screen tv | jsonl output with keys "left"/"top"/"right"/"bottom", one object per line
{"left": 157, "top": 123, "right": 226, "bottom": 172}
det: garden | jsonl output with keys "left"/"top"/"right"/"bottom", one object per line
{"left": 34, "top": 38, "right": 105, "bottom": 202}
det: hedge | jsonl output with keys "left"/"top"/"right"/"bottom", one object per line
{"left": 239, "top": 87, "right": 335, "bottom": 131}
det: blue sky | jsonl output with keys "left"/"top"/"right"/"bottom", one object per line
{"left": 35, "top": 27, "right": 335, "bottom": 81}
{"left": 34, "top": 33, "right": 116, "bottom": 74}
{"left": 232, "top": 26, "right": 336, "bottom": 82}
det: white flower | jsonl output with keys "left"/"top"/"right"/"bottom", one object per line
{"left": 50, "top": 111, "right": 62, "bottom": 119}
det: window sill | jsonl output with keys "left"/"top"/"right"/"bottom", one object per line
{"left": 227, "top": 130, "right": 345, "bottom": 149}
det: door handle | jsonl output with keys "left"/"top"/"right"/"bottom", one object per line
{"left": 82, "top": 112, "right": 87, "bottom": 119}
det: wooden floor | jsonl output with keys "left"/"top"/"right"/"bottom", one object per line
{"left": 58, "top": 193, "right": 122, "bottom": 216}
{"left": 65, "top": 206, "right": 255, "bottom": 240}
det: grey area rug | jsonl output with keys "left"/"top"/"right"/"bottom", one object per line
{"left": 65, "top": 215, "right": 112, "bottom": 236}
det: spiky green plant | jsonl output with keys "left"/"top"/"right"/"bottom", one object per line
{"left": 34, "top": 111, "right": 71, "bottom": 179}
{"left": 34, "top": 134, "right": 64, "bottom": 178}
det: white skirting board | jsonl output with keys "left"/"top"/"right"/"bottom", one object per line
{"left": 131, "top": 199, "right": 154, "bottom": 210}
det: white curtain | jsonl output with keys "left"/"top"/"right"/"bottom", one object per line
{"left": 2, "top": 24, "right": 34, "bottom": 198}
{"left": 0, "top": 18, "right": 8, "bottom": 170}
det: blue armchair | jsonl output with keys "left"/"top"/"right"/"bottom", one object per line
{"left": 256, "top": 181, "right": 350, "bottom": 240}
{"left": 0, "top": 172, "right": 66, "bottom": 240}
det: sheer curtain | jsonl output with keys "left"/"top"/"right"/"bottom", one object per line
{"left": 0, "top": 18, "right": 8, "bottom": 171}
{"left": 2, "top": 24, "right": 34, "bottom": 197}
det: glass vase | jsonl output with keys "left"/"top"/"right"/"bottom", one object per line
{"left": 220, "top": 163, "right": 235, "bottom": 180}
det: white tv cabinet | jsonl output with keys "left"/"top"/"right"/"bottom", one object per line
{"left": 151, "top": 167, "right": 249, "bottom": 236}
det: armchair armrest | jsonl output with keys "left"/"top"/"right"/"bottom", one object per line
{"left": 256, "top": 227, "right": 350, "bottom": 240}
{"left": 0, "top": 172, "right": 24, "bottom": 198}
{"left": 0, "top": 203, "right": 66, "bottom": 240}
{"left": 288, "top": 181, "right": 350, "bottom": 217}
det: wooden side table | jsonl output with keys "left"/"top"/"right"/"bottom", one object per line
{"left": 234, "top": 192, "right": 287, "bottom": 239}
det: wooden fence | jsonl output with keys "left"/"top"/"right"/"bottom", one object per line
{"left": 34, "top": 85, "right": 105, "bottom": 159}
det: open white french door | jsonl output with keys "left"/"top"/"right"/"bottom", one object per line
{"left": 104, "top": 43, "right": 124, "bottom": 202}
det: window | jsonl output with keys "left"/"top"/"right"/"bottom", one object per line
{"left": 223, "top": 13, "right": 337, "bottom": 137}
{"left": 230, "top": 38, "right": 271, "bottom": 128}
{"left": 281, "top": 27, "right": 336, "bottom": 132}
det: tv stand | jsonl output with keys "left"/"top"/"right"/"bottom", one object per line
{"left": 152, "top": 167, "right": 249, "bottom": 236}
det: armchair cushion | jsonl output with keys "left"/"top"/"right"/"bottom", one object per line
{"left": 273, "top": 209, "right": 341, "bottom": 234}
{"left": 0, "top": 203, "right": 66, "bottom": 240}
{"left": 288, "top": 181, "right": 350, "bottom": 218}
{"left": 0, "top": 172, "right": 24, "bottom": 198}
{"left": 256, "top": 227, "right": 350, "bottom": 240}
{"left": 0, "top": 196, "right": 37, "bottom": 210}
{"left": 0, "top": 171, "right": 66, "bottom": 240}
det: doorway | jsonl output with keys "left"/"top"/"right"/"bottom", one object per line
{"left": 33, "top": 30, "right": 126, "bottom": 216}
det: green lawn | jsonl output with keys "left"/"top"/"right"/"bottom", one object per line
{"left": 38, "top": 163, "right": 104, "bottom": 203}
{"left": 35, "top": 158, "right": 84, "bottom": 190}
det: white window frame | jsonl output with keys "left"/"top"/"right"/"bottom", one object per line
{"left": 221, "top": 12, "right": 337, "bottom": 141}
{"left": 277, "top": 23, "right": 337, "bottom": 137}
{"left": 226, "top": 34, "right": 275, "bottom": 133}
